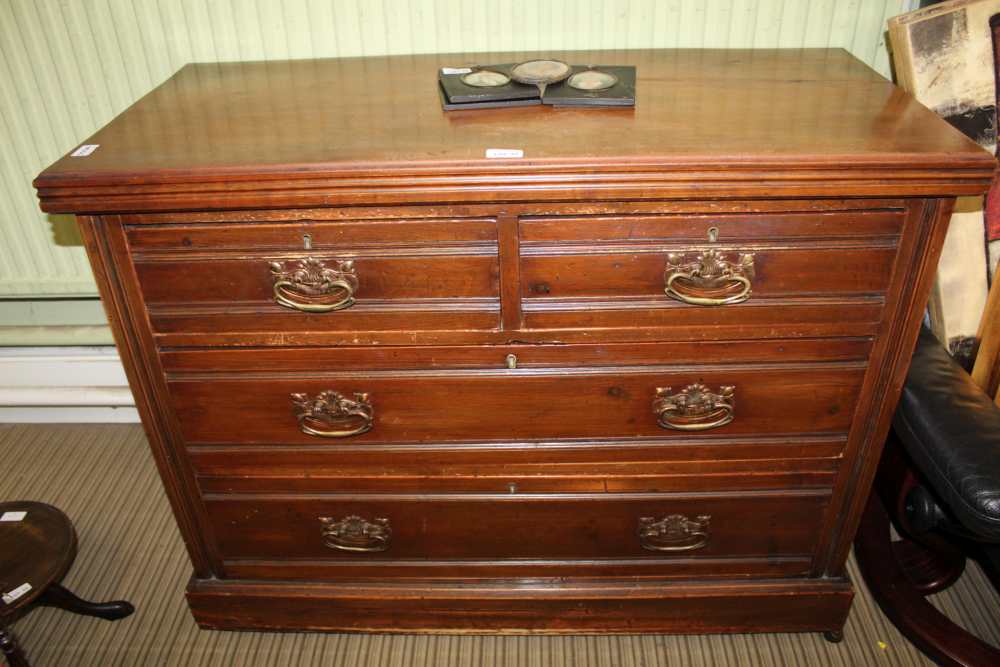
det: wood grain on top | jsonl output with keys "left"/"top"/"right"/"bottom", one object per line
{"left": 34, "top": 49, "right": 996, "bottom": 211}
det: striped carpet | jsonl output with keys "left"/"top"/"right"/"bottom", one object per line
{"left": 1, "top": 424, "right": 998, "bottom": 666}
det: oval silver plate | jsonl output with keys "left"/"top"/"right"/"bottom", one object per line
{"left": 461, "top": 70, "right": 511, "bottom": 87}
{"left": 567, "top": 69, "right": 618, "bottom": 91}
{"left": 510, "top": 59, "right": 572, "bottom": 85}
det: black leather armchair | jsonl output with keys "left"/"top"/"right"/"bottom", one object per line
{"left": 855, "top": 326, "right": 1000, "bottom": 666}
{"left": 896, "top": 327, "right": 1000, "bottom": 544}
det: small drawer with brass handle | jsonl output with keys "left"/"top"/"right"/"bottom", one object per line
{"left": 653, "top": 383, "right": 735, "bottom": 431}
{"left": 319, "top": 515, "right": 392, "bottom": 552}
{"left": 132, "top": 235, "right": 501, "bottom": 342}
{"left": 270, "top": 257, "right": 359, "bottom": 312}
{"left": 663, "top": 249, "right": 755, "bottom": 306}
{"left": 637, "top": 513, "right": 711, "bottom": 552}
{"left": 519, "top": 236, "right": 894, "bottom": 336}
{"left": 291, "top": 390, "right": 373, "bottom": 438}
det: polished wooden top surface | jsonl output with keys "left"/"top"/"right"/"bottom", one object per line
{"left": 37, "top": 49, "right": 991, "bottom": 182}
{"left": 34, "top": 49, "right": 996, "bottom": 213}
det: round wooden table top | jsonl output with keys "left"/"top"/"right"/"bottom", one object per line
{"left": 0, "top": 502, "right": 77, "bottom": 621}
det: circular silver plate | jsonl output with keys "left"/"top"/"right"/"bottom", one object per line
{"left": 510, "top": 59, "right": 572, "bottom": 85}
{"left": 461, "top": 70, "right": 511, "bottom": 87}
{"left": 567, "top": 69, "right": 618, "bottom": 91}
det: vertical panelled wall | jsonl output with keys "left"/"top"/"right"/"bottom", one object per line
{"left": 0, "top": 0, "right": 904, "bottom": 297}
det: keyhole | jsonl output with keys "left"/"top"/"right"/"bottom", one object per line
{"left": 303, "top": 233, "right": 312, "bottom": 250}
{"left": 707, "top": 226, "right": 719, "bottom": 243}
{"left": 505, "top": 354, "right": 518, "bottom": 369}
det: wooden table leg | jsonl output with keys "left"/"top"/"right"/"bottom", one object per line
{"left": 0, "top": 626, "right": 30, "bottom": 667}
{"left": 39, "top": 584, "right": 134, "bottom": 621}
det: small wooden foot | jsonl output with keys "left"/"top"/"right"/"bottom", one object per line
{"left": 0, "top": 626, "right": 30, "bottom": 667}
{"left": 39, "top": 584, "right": 134, "bottom": 621}
{"left": 822, "top": 629, "right": 844, "bottom": 644}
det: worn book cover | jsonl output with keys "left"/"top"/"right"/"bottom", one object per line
{"left": 889, "top": 0, "right": 1000, "bottom": 355}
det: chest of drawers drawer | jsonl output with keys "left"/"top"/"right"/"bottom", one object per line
{"left": 520, "top": 209, "right": 901, "bottom": 301}
{"left": 519, "top": 210, "right": 899, "bottom": 337}
{"left": 167, "top": 362, "right": 864, "bottom": 445}
{"left": 204, "top": 489, "right": 829, "bottom": 569}
{"left": 136, "top": 254, "right": 498, "bottom": 305}
{"left": 521, "top": 244, "right": 896, "bottom": 301}
{"left": 129, "top": 217, "right": 500, "bottom": 337}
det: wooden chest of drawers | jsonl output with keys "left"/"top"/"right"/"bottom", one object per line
{"left": 34, "top": 49, "right": 995, "bottom": 637}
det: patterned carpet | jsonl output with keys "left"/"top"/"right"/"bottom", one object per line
{"left": 1, "top": 423, "right": 998, "bottom": 666}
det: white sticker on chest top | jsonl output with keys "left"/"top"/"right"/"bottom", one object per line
{"left": 71, "top": 144, "right": 99, "bottom": 157}
{"left": 0, "top": 511, "right": 26, "bottom": 522}
{"left": 485, "top": 148, "right": 524, "bottom": 158}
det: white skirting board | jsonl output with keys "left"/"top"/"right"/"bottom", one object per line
{"left": 0, "top": 347, "right": 139, "bottom": 423}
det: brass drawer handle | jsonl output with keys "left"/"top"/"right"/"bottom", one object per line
{"left": 653, "top": 383, "right": 734, "bottom": 431}
{"left": 270, "top": 257, "right": 358, "bottom": 312}
{"left": 638, "top": 514, "right": 711, "bottom": 552}
{"left": 664, "top": 249, "right": 755, "bottom": 306}
{"left": 291, "top": 391, "right": 373, "bottom": 438}
{"left": 319, "top": 515, "right": 392, "bottom": 552}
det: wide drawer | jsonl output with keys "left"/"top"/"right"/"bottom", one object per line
{"left": 168, "top": 363, "right": 864, "bottom": 445}
{"left": 204, "top": 490, "right": 829, "bottom": 563}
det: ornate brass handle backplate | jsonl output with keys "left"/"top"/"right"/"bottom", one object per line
{"left": 653, "top": 383, "right": 735, "bottom": 431}
{"left": 270, "top": 257, "right": 358, "bottom": 312}
{"left": 664, "top": 249, "right": 755, "bottom": 306}
{"left": 319, "top": 515, "right": 392, "bottom": 552}
{"left": 638, "top": 514, "right": 711, "bottom": 552}
{"left": 291, "top": 390, "right": 373, "bottom": 438}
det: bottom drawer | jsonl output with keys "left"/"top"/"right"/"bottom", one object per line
{"left": 205, "top": 490, "right": 829, "bottom": 572}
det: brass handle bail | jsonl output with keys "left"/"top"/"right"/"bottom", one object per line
{"left": 653, "top": 384, "right": 735, "bottom": 431}
{"left": 291, "top": 390, "right": 373, "bottom": 438}
{"left": 319, "top": 515, "right": 391, "bottom": 552}
{"left": 270, "top": 257, "right": 359, "bottom": 312}
{"left": 663, "top": 248, "right": 755, "bottom": 306}
{"left": 638, "top": 514, "right": 711, "bottom": 552}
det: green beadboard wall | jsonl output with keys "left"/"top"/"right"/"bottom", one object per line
{"left": 1, "top": 0, "right": 907, "bottom": 298}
